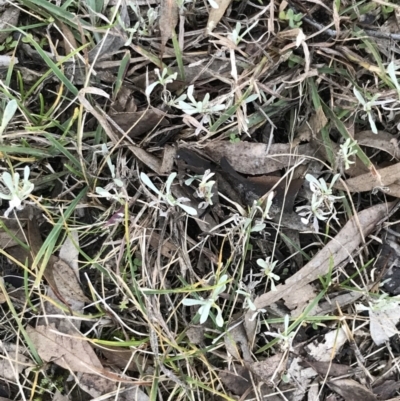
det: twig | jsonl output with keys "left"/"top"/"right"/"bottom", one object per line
{"left": 303, "top": 15, "right": 400, "bottom": 41}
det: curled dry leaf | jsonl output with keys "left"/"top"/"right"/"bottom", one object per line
{"left": 78, "top": 87, "right": 120, "bottom": 144}
{"left": 251, "top": 202, "right": 396, "bottom": 312}
{"left": 112, "top": 86, "right": 137, "bottom": 113}
{"left": 43, "top": 257, "right": 89, "bottom": 330}
{"left": 130, "top": 145, "right": 163, "bottom": 174}
{"left": 26, "top": 218, "right": 88, "bottom": 310}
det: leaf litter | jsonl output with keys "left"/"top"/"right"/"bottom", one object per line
{"left": 2, "top": 0, "right": 400, "bottom": 400}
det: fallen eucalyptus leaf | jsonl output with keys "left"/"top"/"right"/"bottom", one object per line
{"left": 251, "top": 202, "right": 396, "bottom": 312}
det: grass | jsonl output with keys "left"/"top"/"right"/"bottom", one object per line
{"left": 1, "top": 1, "right": 400, "bottom": 400}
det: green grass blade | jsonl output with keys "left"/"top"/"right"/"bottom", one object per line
{"left": 33, "top": 187, "right": 88, "bottom": 287}
{"left": 171, "top": 29, "right": 185, "bottom": 81}
{"left": 322, "top": 101, "right": 372, "bottom": 169}
{"left": 16, "top": 29, "right": 79, "bottom": 96}
{"left": 210, "top": 87, "right": 252, "bottom": 132}
{"left": 42, "top": 132, "right": 83, "bottom": 171}
{"left": 113, "top": 50, "right": 131, "bottom": 101}
{"left": 18, "top": 0, "right": 88, "bottom": 28}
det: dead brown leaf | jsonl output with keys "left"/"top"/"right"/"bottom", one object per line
{"left": 110, "top": 108, "right": 167, "bottom": 138}
{"left": 0, "top": 4, "right": 20, "bottom": 44}
{"left": 203, "top": 142, "right": 315, "bottom": 175}
{"left": 27, "top": 324, "right": 148, "bottom": 384}
{"left": 334, "top": 162, "right": 400, "bottom": 192}
{"left": 186, "top": 325, "right": 205, "bottom": 344}
{"left": 206, "top": 0, "right": 232, "bottom": 33}
{"left": 159, "top": 0, "right": 178, "bottom": 50}
{"left": 224, "top": 317, "right": 252, "bottom": 362}
{"left": 99, "top": 346, "right": 147, "bottom": 372}
{"left": 148, "top": 231, "right": 178, "bottom": 259}
{"left": 293, "top": 107, "right": 328, "bottom": 146}
{"left": 355, "top": 130, "right": 400, "bottom": 160}
{"left": 300, "top": 360, "right": 354, "bottom": 377}
{"left": 0, "top": 344, "right": 32, "bottom": 381}
{"left": 112, "top": 86, "right": 137, "bottom": 113}
{"left": 0, "top": 217, "right": 27, "bottom": 250}
{"left": 132, "top": 59, "right": 233, "bottom": 91}
{"left": 305, "top": 328, "right": 347, "bottom": 362}
{"left": 27, "top": 324, "right": 104, "bottom": 374}
{"left": 327, "top": 379, "right": 377, "bottom": 401}
{"left": 45, "top": 257, "right": 89, "bottom": 310}
{"left": 75, "top": 372, "right": 116, "bottom": 398}
{"left": 219, "top": 364, "right": 252, "bottom": 396}
{"left": 59, "top": 231, "right": 79, "bottom": 275}
{"left": 246, "top": 353, "right": 284, "bottom": 384}
{"left": 251, "top": 202, "right": 396, "bottom": 312}
{"left": 130, "top": 145, "right": 163, "bottom": 174}
{"left": 26, "top": 218, "right": 82, "bottom": 307}
{"left": 59, "top": 21, "right": 78, "bottom": 56}
{"left": 53, "top": 391, "right": 69, "bottom": 401}
{"left": 372, "top": 380, "right": 400, "bottom": 400}
{"left": 160, "top": 145, "right": 176, "bottom": 174}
